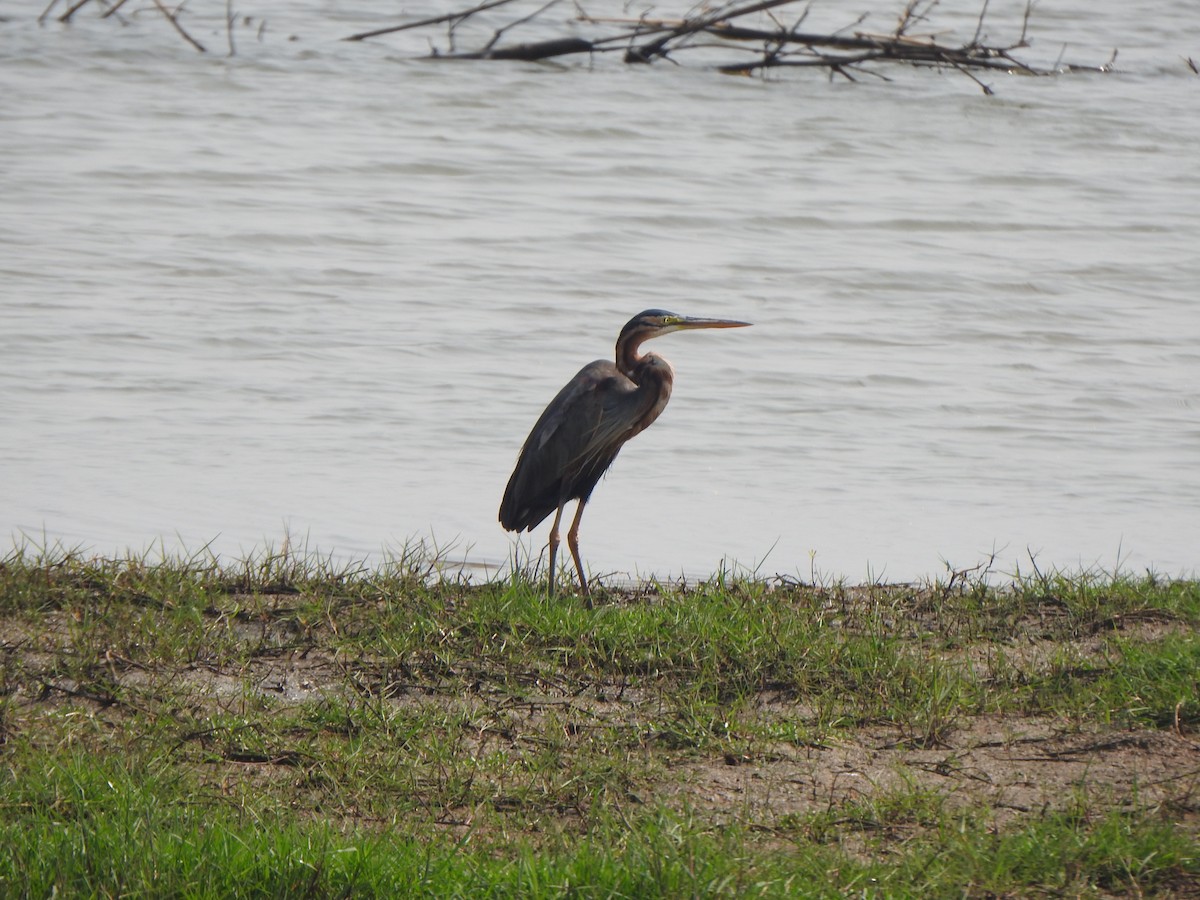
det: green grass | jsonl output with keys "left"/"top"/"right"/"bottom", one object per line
{"left": 1, "top": 748, "right": 1195, "bottom": 897}
{"left": 1, "top": 541, "right": 1198, "bottom": 897}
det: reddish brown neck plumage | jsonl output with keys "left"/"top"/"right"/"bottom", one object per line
{"left": 615, "top": 325, "right": 657, "bottom": 380}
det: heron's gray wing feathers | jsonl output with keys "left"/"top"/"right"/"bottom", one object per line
{"left": 499, "top": 360, "right": 640, "bottom": 532}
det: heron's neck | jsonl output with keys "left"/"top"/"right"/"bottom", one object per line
{"left": 616, "top": 333, "right": 650, "bottom": 379}
{"left": 616, "top": 335, "right": 675, "bottom": 410}
{"left": 622, "top": 349, "right": 675, "bottom": 438}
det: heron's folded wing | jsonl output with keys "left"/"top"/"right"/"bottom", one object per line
{"left": 499, "top": 361, "right": 636, "bottom": 531}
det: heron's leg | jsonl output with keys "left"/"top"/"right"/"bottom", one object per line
{"left": 546, "top": 502, "right": 565, "bottom": 598}
{"left": 567, "top": 500, "right": 592, "bottom": 607}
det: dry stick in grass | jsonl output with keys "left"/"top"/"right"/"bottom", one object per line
{"left": 152, "top": 0, "right": 206, "bottom": 53}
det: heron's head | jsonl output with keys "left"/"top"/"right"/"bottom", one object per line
{"left": 619, "top": 309, "right": 752, "bottom": 345}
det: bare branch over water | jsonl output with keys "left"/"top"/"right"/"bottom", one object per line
{"left": 341, "top": 0, "right": 1110, "bottom": 90}
{"left": 30, "top": 0, "right": 1115, "bottom": 89}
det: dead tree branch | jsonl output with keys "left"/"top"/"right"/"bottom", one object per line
{"left": 57, "top": 0, "right": 97, "bottom": 23}
{"left": 38, "top": 0, "right": 62, "bottom": 24}
{"left": 480, "top": 0, "right": 565, "bottom": 55}
{"left": 32, "top": 0, "right": 1112, "bottom": 86}
{"left": 445, "top": 36, "right": 596, "bottom": 62}
{"left": 152, "top": 0, "right": 207, "bottom": 53}
{"left": 102, "top": 0, "right": 134, "bottom": 19}
{"left": 341, "top": 0, "right": 1103, "bottom": 91}
{"left": 343, "top": 0, "right": 523, "bottom": 43}
{"left": 225, "top": 0, "right": 236, "bottom": 56}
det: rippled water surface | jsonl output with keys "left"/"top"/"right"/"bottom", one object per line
{"left": 2, "top": 1, "right": 1197, "bottom": 582}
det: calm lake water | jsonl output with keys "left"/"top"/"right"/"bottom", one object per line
{"left": 2, "top": 1, "right": 1197, "bottom": 584}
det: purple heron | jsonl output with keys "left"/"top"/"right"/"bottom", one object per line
{"left": 499, "top": 309, "right": 750, "bottom": 601}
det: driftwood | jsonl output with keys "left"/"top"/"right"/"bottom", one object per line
{"left": 41, "top": 0, "right": 208, "bottom": 51}
{"left": 39, "top": 0, "right": 263, "bottom": 55}
{"left": 345, "top": 0, "right": 1112, "bottom": 93}
{"left": 34, "top": 0, "right": 1114, "bottom": 87}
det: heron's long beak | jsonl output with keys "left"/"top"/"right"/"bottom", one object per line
{"left": 674, "top": 316, "right": 752, "bottom": 330}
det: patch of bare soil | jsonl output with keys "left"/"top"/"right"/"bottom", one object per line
{"left": 673, "top": 719, "right": 1200, "bottom": 832}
